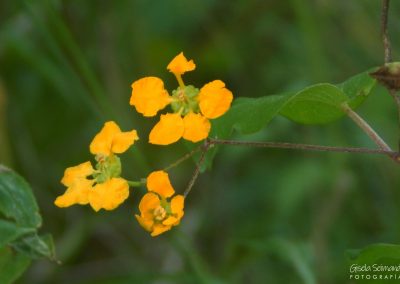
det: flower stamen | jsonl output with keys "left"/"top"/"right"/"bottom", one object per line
{"left": 153, "top": 205, "right": 167, "bottom": 221}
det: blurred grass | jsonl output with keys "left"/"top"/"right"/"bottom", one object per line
{"left": 1, "top": 0, "right": 400, "bottom": 283}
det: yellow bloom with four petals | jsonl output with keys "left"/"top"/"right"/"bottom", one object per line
{"left": 130, "top": 52, "right": 233, "bottom": 145}
{"left": 135, "top": 171, "right": 185, "bottom": 237}
{"left": 55, "top": 121, "right": 139, "bottom": 211}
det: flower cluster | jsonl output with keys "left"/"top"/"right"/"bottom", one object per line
{"left": 54, "top": 121, "right": 138, "bottom": 211}
{"left": 56, "top": 52, "right": 233, "bottom": 237}
{"left": 130, "top": 52, "right": 233, "bottom": 145}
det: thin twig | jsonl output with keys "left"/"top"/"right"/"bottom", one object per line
{"left": 163, "top": 144, "right": 203, "bottom": 172}
{"left": 379, "top": 0, "right": 400, "bottom": 150}
{"left": 382, "top": 0, "right": 392, "bottom": 63}
{"left": 388, "top": 88, "right": 400, "bottom": 132}
{"left": 208, "top": 138, "right": 396, "bottom": 156}
{"left": 183, "top": 141, "right": 210, "bottom": 197}
{"left": 180, "top": 134, "right": 399, "bottom": 197}
{"left": 341, "top": 103, "right": 394, "bottom": 156}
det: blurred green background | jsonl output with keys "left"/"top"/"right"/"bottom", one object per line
{"left": 1, "top": 0, "right": 400, "bottom": 283}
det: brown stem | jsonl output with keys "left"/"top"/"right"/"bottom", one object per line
{"left": 180, "top": 135, "right": 398, "bottom": 198}
{"left": 163, "top": 144, "right": 202, "bottom": 172}
{"left": 183, "top": 141, "right": 210, "bottom": 197}
{"left": 208, "top": 138, "right": 396, "bottom": 157}
{"left": 341, "top": 103, "right": 394, "bottom": 157}
{"left": 382, "top": 0, "right": 392, "bottom": 63}
{"left": 388, "top": 89, "right": 400, "bottom": 136}
{"left": 379, "top": 0, "right": 400, "bottom": 150}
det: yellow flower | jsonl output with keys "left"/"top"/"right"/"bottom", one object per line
{"left": 90, "top": 121, "right": 139, "bottom": 156}
{"left": 167, "top": 52, "right": 196, "bottom": 76}
{"left": 135, "top": 170, "right": 185, "bottom": 237}
{"left": 130, "top": 77, "right": 171, "bottom": 117}
{"left": 130, "top": 52, "right": 233, "bottom": 145}
{"left": 55, "top": 121, "right": 138, "bottom": 211}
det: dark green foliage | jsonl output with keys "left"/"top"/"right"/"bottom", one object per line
{"left": 0, "top": 166, "right": 54, "bottom": 284}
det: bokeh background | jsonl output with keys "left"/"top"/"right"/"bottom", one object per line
{"left": 1, "top": 0, "right": 400, "bottom": 283}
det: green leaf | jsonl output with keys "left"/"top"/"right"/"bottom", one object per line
{"left": 0, "top": 220, "right": 35, "bottom": 248}
{"left": 347, "top": 243, "right": 400, "bottom": 284}
{"left": 280, "top": 83, "right": 348, "bottom": 124}
{"left": 212, "top": 93, "right": 293, "bottom": 138}
{"left": 347, "top": 243, "right": 400, "bottom": 263}
{"left": 201, "top": 70, "right": 376, "bottom": 170}
{"left": 212, "top": 69, "right": 376, "bottom": 139}
{"left": 338, "top": 69, "right": 377, "bottom": 109}
{"left": 12, "top": 233, "right": 55, "bottom": 259}
{"left": 0, "top": 247, "right": 31, "bottom": 284}
{"left": 281, "top": 70, "right": 377, "bottom": 124}
{"left": 0, "top": 165, "right": 56, "bottom": 282}
{"left": 0, "top": 165, "right": 42, "bottom": 228}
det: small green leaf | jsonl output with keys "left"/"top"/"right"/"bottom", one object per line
{"left": 0, "top": 247, "right": 31, "bottom": 284}
{"left": 280, "top": 84, "right": 348, "bottom": 124}
{"left": 12, "top": 233, "right": 55, "bottom": 259}
{"left": 212, "top": 93, "right": 293, "bottom": 138}
{"left": 0, "top": 165, "right": 42, "bottom": 228}
{"left": 339, "top": 69, "right": 377, "bottom": 109}
{"left": 0, "top": 220, "right": 35, "bottom": 248}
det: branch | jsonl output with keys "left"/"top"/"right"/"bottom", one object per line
{"left": 163, "top": 144, "right": 202, "bottom": 172}
{"left": 341, "top": 103, "right": 395, "bottom": 156}
{"left": 180, "top": 134, "right": 398, "bottom": 198}
{"left": 183, "top": 141, "right": 210, "bottom": 198}
{"left": 208, "top": 138, "right": 396, "bottom": 157}
{"left": 382, "top": 0, "right": 392, "bottom": 63}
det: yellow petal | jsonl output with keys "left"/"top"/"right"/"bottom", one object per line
{"left": 89, "top": 178, "right": 129, "bottom": 212}
{"left": 170, "top": 195, "right": 185, "bottom": 225}
{"left": 149, "top": 113, "right": 184, "bottom": 145}
{"left": 146, "top": 171, "right": 174, "bottom": 198}
{"left": 111, "top": 129, "right": 139, "bottom": 154}
{"left": 135, "top": 214, "right": 154, "bottom": 232}
{"left": 151, "top": 224, "right": 171, "bottom": 237}
{"left": 54, "top": 179, "right": 93, "bottom": 208}
{"left": 162, "top": 216, "right": 178, "bottom": 226}
{"left": 90, "top": 121, "right": 121, "bottom": 156}
{"left": 171, "top": 195, "right": 185, "bottom": 214}
{"left": 130, "top": 77, "right": 170, "bottom": 117}
{"left": 167, "top": 52, "right": 196, "bottom": 75}
{"left": 182, "top": 113, "right": 210, "bottom": 142}
{"left": 198, "top": 80, "right": 233, "bottom": 119}
{"left": 138, "top": 193, "right": 161, "bottom": 219}
{"left": 61, "top": 161, "right": 93, "bottom": 187}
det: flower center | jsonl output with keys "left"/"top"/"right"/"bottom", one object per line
{"left": 93, "top": 154, "right": 122, "bottom": 184}
{"left": 178, "top": 90, "right": 186, "bottom": 101}
{"left": 153, "top": 206, "right": 167, "bottom": 221}
{"left": 171, "top": 85, "right": 200, "bottom": 115}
